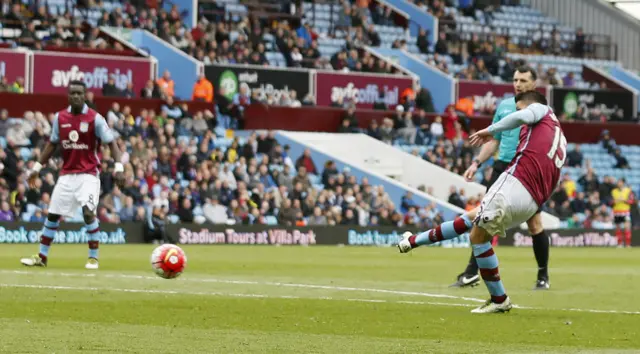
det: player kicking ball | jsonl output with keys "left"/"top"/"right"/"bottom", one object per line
{"left": 21, "top": 80, "right": 125, "bottom": 269}
{"left": 453, "top": 66, "right": 550, "bottom": 290}
{"left": 398, "top": 91, "right": 566, "bottom": 313}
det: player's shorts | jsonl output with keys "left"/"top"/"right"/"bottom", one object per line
{"left": 486, "top": 160, "right": 509, "bottom": 190}
{"left": 475, "top": 172, "right": 539, "bottom": 238}
{"left": 614, "top": 214, "right": 631, "bottom": 225}
{"left": 49, "top": 173, "right": 100, "bottom": 218}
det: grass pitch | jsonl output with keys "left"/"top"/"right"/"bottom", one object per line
{"left": 0, "top": 244, "right": 639, "bottom": 353}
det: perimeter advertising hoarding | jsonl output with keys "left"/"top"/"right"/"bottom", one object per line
{"left": 315, "top": 71, "right": 414, "bottom": 109}
{"left": 205, "top": 64, "right": 311, "bottom": 103}
{"left": 504, "top": 228, "right": 639, "bottom": 247}
{"left": 31, "top": 52, "right": 154, "bottom": 96}
{"left": 170, "top": 224, "right": 470, "bottom": 248}
{"left": 0, "top": 222, "right": 141, "bottom": 244}
{"left": 0, "top": 49, "right": 28, "bottom": 89}
{"left": 457, "top": 80, "right": 548, "bottom": 116}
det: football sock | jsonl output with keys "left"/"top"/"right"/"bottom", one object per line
{"left": 462, "top": 250, "right": 479, "bottom": 276}
{"left": 86, "top": 219, "right": 100, "bottom": 259}
{"left": 473, "top": 242, "right": 507, "bottom": 304}
{"left": 39, "top": 219, "right": 59, "bottom": 262}
{"left": 616, "top": 228, "right": 623, "bottom": 246}
{"left": 410, "top": 215, "right": 473, "bottom": 247}
{"left": 625, "top": 229, "right": 632, "bottom": 247}
{"left": 532, "top": 231, "right": 549, "bottom": 280}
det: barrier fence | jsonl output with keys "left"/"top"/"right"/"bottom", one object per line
{"left": 0, "top": 222, "right": 637, "bottom": 247}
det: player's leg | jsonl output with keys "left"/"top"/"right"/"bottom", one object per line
{"left": 469, "top": 225, "right": 512, "bottom": 313}
{"left": 20, "top": 213, "right": 62, "bottom": 267}
{"left": 624, "top": 216, "right": 632, "bottom": 248}
{"left": 615, "top": 216, "right": 624, "bottom": 247}
{"left": 21, "top": 176, "right": 76, "bottom": 267}
{"left": 527, "top": 212, "right": 550, "bottom": 290}
{"left": 397, "top": 208, "right": 475, "bottom": 252}
{"left": 83, "top": 206, "right": 100, "bottom": 269}
{"left": 76, "top": 174, "right": 101, "bottom": 270}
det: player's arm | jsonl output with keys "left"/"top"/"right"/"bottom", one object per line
{"left": 487, "top": 103, "right": 548, "bottom": 135}
{"left": 96, "top": 115, "right": 125, "bottom": 188}
{"left": 29, "top": 114, "right": 59, "bottom": 188}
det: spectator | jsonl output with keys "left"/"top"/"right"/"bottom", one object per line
{"left": 156, "top": 70, "right": 175, "bottom": 99}
{"left": 295, "top": 149, "right": 317, "bottom": 175}
{"left": 567, "top": 145, "right": 583, "bottom": 167}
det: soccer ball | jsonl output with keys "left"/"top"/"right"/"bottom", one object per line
{"left": 150, "top": 244, "right": 187, "bottom": 279}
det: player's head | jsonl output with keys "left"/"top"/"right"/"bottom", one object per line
{"left": 513, "top": 65, "right": 537, "bottom": 94}
{"left": 514, "top": 90, "right": 547, "bottom": 111}
{"left": 68, "top": 80, "right": 87, "bottom": 110}
{"left": 618, "top": 178, "right": 626, "bottom": 187}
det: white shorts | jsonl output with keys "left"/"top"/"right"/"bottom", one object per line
{"left": 49, "top": 174, "right": 101, "bottom": 218}
{"left": 475, "top": 173, "right": 538, "bottom": 237}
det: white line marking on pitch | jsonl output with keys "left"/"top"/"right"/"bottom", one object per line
{"left": 4, "top": 270, "right": 640, "bottom": 315}
{"left": 2, "top": 270, "right": 486, "bottom": 303}
{"left": 0, "top": 283, "right": 474, "bottom": 309}
{"left": 4, "top": 282, "right": 640, "bottom": 315}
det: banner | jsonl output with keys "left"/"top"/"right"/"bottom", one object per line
{"left": 205, "top": 64, "right": 311, "bottom": 103}
{"left": 552, "top": 87, "right": 635, "bottom": 121}
{"left": 504, "top": 228, "right": 640, "bottom": 247}
{"left": 31, "top": 52, "right": 154, "bottom": 96}
{"left": 169, "top": 224, "right": 469, "bottom": 248}
{"left": 315, "top": 71, "right": 414, "bottom": 109}
{"left": 457, "top": 80, "right": 548, "bottom": 116}
{"left": 0, "top": 222, "right": 143, "bottom": 244}
{"left": 0, "top": 49, "right": 28, "bottom": 88}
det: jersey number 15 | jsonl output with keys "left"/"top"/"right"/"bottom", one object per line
{"left": 547, "top": 126, "right": 567, "bottom": 169}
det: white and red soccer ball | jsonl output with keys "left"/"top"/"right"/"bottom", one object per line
{"left": 151, "top": 244, "right": 187, "bottom": 279}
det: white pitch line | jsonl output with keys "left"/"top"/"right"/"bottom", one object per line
{"left": 4, "top": 270, "right": 640, "bottom": 315}
{"left": 2, "top": 270, "right": 486, "bottom": 303}
{"left": 0, "top": 283, "right": 471, "bottom": 308}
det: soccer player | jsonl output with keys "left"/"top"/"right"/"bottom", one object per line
{"left": 20, "top": 80, "right": 125, "bottom": 269}
{"left": 451, "top": 66, "right": 551, "bottom": 290}
{"left": 612, "top": 178, "right": 633, "bottom": 247}
{"left": 398, "top": 91, "right": 566, "bottom": 313}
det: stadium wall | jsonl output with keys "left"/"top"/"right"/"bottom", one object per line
{"left": 370, "top": 47, "right": 455, "bottom": 113}
{"left": 525, "top": 0, "right": 640, "bottom": 71}
{"left": 130, "top": 29, "right": 204, "bottom": 100}
{"left": 241, "top": 104, "right": 640, "bottom": 145}
{"left": 610, "top": 66, "right": 640, "bottom": 113}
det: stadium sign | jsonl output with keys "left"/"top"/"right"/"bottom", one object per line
{"left": 457, "top": 80, "right": 549, "bottom": 116}
{"left": 504, "top": 229, "right": 639, "bottom": 247}
{"left": 0, "top": 222, "right": 141, "bottom": 244}
{"left": 315, "top": 71, "right": 414, "bottom": 109}
{"left": 205, "top": 64, "right": 311, "bottom": 103}
{"left": 173, "top": 225, "right": 317, "bottom": 245}
{"left": 0, "top": 49, "right": 28, "bottom": 90}
{"left": 169, "top": 224, "right": 469, "bottom": 247}
{"left": 552, "top": 87, "right": 635, "bottom": 120}
{"left": 31, "top": 52, "right": 155, "bottom": 96}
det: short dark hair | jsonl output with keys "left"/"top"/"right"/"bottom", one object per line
{"left": 515, "top": 65, "right": 537, "bottom": 81}
{"left": 68, "top": 80, "right": 86, "bottom": 90}
{"left": 515, "top": 90, "right": 547, "bottom": 106}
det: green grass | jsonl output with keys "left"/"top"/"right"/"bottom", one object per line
{"left": 0, "top": 245, "right": 639, "bottom": 353}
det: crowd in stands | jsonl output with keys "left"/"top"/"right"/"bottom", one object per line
{"left": 0, "top": 103, "right": 449, "bottom": 232}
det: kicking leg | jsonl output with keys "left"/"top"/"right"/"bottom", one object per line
{"left": 397, "top": 211, "right": 474, "bottom": 252}
{"left": 21, "top": 213, "right": 61, "bottom": 267}
{"left": 469, "top": 225, "right": 512, "bottom": 314}
{"left": 83, "top": 206, "right": 100, "bottom": 270}
{"left": 527, "top": 213, "right": 550, "bottom": 290}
